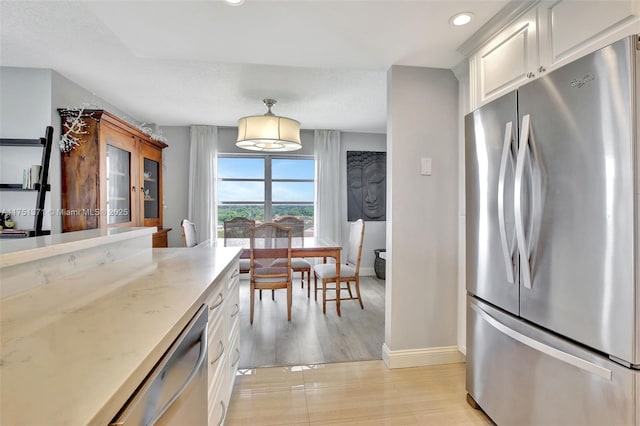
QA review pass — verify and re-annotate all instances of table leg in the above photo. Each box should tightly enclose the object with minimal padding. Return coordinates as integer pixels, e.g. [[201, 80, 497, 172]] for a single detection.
[[335, 251, 341, 316]]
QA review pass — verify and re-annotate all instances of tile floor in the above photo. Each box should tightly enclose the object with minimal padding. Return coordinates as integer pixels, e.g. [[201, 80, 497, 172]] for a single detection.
[[225, 360, 493, 425]]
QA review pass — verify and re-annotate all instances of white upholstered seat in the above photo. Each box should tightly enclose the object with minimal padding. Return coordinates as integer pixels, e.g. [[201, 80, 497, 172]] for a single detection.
[[313, 219, 365, 315]]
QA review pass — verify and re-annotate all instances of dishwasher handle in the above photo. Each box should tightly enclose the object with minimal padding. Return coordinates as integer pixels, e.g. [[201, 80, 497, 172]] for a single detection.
[[146, 326, 208, 426]]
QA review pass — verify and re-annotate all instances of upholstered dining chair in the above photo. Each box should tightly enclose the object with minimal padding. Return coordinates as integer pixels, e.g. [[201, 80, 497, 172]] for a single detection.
[[249, 223, 293, 324], [313, 219, 365, 315], [224, 217, 255, 274], [180, 219, 198, 248], [272, 216, 312, 296]]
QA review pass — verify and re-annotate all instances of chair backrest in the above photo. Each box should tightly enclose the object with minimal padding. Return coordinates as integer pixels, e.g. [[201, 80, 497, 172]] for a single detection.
[[181, 219, 198, 248], [224, 217, 255, 247], [345, 219, 365, 271], [274, 216, 305, 247], [249, 222, 292, 278]]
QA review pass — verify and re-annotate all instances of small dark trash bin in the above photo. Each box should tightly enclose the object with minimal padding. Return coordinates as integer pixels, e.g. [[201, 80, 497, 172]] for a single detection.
[[374, 249, 386, 280]]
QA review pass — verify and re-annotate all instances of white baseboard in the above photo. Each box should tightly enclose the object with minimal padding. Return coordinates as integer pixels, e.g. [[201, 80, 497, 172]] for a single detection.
[[458, 344, 467, 356], [382, 343, 465, 369]]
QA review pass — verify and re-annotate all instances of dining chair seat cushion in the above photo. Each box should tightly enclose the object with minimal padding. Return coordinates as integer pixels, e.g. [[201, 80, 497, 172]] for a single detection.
[[272, 257, 311, 270], [313, 263, 357, 280], [239, 258, 251, 272]]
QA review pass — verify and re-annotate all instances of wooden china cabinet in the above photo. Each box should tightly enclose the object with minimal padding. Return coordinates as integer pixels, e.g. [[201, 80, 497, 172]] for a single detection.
[[59, 109, 171, 247]]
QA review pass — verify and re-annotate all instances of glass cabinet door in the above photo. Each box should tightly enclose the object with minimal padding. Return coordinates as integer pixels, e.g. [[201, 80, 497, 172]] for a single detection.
[[106, 144, 132, 224], [141, 144, 162, 227], [143, 158, 159, 220]]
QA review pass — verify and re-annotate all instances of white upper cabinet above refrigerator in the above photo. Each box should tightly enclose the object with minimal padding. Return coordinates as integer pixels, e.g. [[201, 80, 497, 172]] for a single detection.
[[470, 7, 540, 108], [468, 0, 640, 109]]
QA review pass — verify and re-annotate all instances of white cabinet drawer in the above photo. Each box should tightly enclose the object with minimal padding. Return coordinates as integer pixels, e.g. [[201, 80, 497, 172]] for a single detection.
[[226, 284, 240, 337], [207, 371, 227, 426], [227, 262, 240, 290], [206, 284, 226, 325], [226, 330, 240, 400], [207, 318, 225, 383]]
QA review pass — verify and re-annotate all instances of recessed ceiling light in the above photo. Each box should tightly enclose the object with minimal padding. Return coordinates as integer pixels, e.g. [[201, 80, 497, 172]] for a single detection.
[[450, 12, 473, 26], [225, 0, 245, 6]]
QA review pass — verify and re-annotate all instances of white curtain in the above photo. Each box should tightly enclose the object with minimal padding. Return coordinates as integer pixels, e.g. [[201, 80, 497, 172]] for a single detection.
[[188, 125, 217, 245], [314, 129, 341, 245]]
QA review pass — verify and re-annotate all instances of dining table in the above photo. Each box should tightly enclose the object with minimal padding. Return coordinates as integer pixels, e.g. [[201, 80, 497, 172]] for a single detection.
[[213, 236, 346, 315]]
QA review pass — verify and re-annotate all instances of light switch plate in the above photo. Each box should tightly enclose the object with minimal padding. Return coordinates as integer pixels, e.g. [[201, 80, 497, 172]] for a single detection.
[[421, 157, 432, 176]]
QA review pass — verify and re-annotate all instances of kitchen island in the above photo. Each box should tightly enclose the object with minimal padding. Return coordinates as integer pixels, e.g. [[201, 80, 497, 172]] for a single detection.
[[0, 228, 241, 425]]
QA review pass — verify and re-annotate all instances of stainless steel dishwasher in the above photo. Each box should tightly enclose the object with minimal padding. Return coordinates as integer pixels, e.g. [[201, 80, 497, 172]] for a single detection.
[[110, 305, 208, 426]]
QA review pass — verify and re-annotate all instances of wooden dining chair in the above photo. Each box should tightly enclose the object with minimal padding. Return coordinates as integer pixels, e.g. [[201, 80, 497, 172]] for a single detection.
[[180, 219, 198, 248], [224, 217, 255, 274], [249, 223, 293, 324], [272, 216, 312, 296], [313, 219, 365, 315]]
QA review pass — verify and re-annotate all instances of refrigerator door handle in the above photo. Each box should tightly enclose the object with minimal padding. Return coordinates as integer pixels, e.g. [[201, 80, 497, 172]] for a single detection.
[[498, 121, 515, 284], [515, 114, 533, 289], [471, 302, 612, 380]]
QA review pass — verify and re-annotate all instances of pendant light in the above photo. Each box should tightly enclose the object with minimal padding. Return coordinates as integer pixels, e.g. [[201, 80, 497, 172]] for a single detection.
[[236, 99, 302, 152]]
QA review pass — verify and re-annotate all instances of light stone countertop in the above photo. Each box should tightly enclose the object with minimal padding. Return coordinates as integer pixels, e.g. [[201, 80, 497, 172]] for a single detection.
[[0, 227, 155, 268], [0, 247, 241, 426]]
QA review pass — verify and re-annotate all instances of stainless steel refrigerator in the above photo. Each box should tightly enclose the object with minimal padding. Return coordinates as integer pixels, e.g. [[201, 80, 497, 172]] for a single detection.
[[465, 35, 640, 425]]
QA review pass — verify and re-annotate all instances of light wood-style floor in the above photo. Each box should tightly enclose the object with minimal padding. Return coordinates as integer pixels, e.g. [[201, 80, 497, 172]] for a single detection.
[[238, 275, 385, 368], [226, 360, 493, 425]]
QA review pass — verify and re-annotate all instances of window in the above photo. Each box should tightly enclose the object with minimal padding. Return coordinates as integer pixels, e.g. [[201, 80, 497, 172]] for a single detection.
[[217, 155, 315, 236]]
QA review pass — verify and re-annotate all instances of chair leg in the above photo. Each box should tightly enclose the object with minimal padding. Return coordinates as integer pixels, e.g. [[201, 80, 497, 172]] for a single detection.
[[250, 282, 255, 324], [322, 279, 327, 314], [336, 280, 341, 317], [287, 282, 292, 321], [346, 281, 353, 298], [314, 272, 318, 301], [300, 270, 304, 289], [355, 276, 364, 309], [307, 270, 311, 298], [272, 289, 275, 300], [259, 289, 262, 300]]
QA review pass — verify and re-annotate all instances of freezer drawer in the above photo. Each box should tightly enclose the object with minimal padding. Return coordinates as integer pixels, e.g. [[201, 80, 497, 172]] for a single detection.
[[467, 296, 639, 426]]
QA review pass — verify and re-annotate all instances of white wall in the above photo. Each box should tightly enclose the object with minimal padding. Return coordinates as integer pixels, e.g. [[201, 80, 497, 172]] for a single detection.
[[0, 68, 52, 138], [160, 126, 190, 247], [0, 68, 53, 231], [384, 65, 461, 368]]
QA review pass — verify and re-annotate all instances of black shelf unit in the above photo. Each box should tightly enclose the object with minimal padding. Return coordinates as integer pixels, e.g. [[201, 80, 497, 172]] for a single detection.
[[0, 184, 36, 191], [0, 126, 54, 238]]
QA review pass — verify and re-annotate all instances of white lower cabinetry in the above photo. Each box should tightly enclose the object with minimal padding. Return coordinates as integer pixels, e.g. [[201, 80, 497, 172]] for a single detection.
[[206, 260, 240, 425], [226, 269, 241, 401]]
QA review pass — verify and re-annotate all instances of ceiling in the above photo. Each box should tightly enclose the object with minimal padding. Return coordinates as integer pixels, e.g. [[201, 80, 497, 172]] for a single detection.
[[0, 0, 508, 134]]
